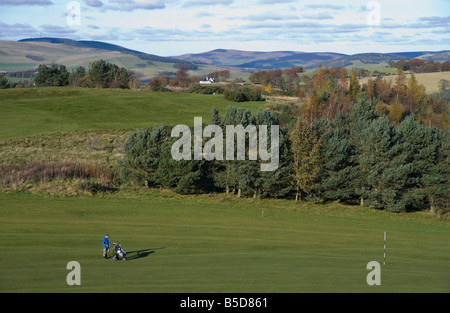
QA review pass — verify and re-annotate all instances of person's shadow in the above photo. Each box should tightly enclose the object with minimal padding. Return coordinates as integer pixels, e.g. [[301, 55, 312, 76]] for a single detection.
[[125, 247, 165, 260]]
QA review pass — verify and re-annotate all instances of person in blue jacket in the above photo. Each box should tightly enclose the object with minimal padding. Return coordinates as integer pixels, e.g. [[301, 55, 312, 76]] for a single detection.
[[102, 234, 110, 259]]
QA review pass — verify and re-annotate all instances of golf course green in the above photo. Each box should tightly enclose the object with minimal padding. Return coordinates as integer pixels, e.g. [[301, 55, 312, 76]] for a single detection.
[[1, 191, 449, 293], [0, 87, 448, 293]]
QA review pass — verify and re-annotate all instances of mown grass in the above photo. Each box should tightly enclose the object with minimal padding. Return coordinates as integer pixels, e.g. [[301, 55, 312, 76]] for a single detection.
[[0, 191, 449, 293], [0, 87, 265, 141], [0, 86, 448, 293]]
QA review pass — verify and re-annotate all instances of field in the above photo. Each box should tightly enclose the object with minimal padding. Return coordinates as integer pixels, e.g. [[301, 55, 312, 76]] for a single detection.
[[359, 71, 450, 94], [1, 191, 449, 293], [0, 87, 449, 293], [0, 87, 264, 141]]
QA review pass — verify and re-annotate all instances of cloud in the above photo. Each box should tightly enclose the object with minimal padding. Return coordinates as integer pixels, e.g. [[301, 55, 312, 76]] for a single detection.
[[40, 24, 79, 36], [416, 15, 450, 27], [304, 4, 346, 10], [84, 0, 103, 7], [195, 11, 214, 18], [380, 15, 450, 30], [0, 0, 52, 5], [182, 0, 233, 8], [257, 0, 296, 4], [0, 22, 38, 38], [301, 13, 333, 20], [244, 12, 299, 21], [104, 0, 165, 11]]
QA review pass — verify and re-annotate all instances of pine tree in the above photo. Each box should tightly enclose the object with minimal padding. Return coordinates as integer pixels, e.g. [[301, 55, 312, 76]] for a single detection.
[[356, 116, 414, 211], [350, 92, 379, 206], [399, 115, 449, 213], [256, 109, 292, 198], [0, 75, 9, 89], [119, 125, 168, 187], [35, 64, 51, 86], [319, 112, 358, 202]]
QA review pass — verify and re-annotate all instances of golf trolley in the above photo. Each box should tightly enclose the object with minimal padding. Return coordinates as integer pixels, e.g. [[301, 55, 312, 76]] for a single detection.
[[112, 242, 127, 261]]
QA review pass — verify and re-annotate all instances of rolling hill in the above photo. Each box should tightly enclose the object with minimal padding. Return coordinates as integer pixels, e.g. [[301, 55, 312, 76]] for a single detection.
[[0, 38, 232, 81], [172, 49, 345, 69], [173, 49, 450, 71], [1, 38, 449, 79]]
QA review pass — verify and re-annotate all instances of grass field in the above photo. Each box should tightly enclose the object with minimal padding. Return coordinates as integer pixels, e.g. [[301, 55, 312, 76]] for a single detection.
[[359, 71, 450, 94], [0, 87, 265, 141], [0, 87, 449, 293], [1, 191, 449, 293]]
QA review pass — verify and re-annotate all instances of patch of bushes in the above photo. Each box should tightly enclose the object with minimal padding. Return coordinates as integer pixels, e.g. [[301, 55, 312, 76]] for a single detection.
[[224, 87, 264, 102], [191, 85, 224, 95]]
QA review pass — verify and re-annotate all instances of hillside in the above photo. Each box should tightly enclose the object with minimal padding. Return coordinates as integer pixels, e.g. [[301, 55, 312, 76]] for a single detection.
[[1, 38, 449, 79], [306, 51, 450, 69], [173, 49, 450, 71], [0, 38, 232, 81], [173, 49, 345, 69]]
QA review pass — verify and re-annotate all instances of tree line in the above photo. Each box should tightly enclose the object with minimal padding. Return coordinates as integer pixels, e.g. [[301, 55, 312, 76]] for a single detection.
[[32, 59, 136, 89], [388, 59, 450, 73], [119, 95, 449, 214], [292, 66, 449, 130]]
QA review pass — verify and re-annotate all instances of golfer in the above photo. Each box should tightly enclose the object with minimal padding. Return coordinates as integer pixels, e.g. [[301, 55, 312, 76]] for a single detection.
[[102, 234, 110, 259]]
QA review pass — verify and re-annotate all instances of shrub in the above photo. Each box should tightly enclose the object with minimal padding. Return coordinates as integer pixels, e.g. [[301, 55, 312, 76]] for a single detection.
[[224, 87, 264, 102]]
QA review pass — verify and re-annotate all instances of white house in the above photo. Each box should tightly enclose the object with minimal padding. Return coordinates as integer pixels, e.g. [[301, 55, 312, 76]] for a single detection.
[[199, 77, 215, 84]]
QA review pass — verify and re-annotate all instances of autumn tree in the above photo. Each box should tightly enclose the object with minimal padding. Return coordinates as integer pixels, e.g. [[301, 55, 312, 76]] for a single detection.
[[392, 68, 407, 102], [173, 66, 190, 87], [289, 118, 322, 201], [404, 73, 425, 113], [348, 69, 360, 102]]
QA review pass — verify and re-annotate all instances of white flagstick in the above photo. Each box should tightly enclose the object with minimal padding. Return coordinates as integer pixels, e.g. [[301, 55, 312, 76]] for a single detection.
[[383, 231, 386, 265]]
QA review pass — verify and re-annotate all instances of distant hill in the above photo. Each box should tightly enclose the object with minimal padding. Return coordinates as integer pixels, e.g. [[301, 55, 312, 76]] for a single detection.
[[1, 38, 449, 79], [0, 38, 217, 81], [305, 51, 450, 69], [173, 49, 345, 69], [173, 49, 450, 71]]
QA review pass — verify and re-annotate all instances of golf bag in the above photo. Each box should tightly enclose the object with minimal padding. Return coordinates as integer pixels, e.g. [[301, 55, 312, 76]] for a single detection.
[[112, 242, 127, 261]]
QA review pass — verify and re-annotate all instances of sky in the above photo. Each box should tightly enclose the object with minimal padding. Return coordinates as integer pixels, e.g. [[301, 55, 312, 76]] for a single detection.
[[0, 0, 449, 56]]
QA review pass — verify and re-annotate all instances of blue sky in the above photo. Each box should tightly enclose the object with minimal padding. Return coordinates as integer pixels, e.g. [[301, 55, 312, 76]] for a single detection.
[[0, 0, 449, 56]]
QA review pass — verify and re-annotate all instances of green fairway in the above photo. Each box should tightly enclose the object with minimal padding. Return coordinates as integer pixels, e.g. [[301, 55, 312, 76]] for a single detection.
[[1, 192, 448, 293], [0, 87, 265, 141], [0, 87, 448, 293]]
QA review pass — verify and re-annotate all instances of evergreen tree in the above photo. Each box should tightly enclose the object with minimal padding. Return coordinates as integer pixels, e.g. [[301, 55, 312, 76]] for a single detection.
[[35, 64, 51, 86], [319, 112, 358, 202], [0, 75, 9, 89], [356, 116, 414, 211], [256, 109, 292, 198], [349, 92, 379, 206], [35, 64, 69, 87], [399, 115, 449, 213], [156, 137, 211, 194], [119, 125, 168, 187], [88, 59, 130, 88]]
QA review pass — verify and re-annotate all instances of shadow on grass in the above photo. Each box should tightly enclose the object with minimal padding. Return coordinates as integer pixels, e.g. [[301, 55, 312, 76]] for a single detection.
[[125, 247, 165, 261]]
